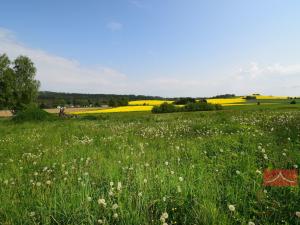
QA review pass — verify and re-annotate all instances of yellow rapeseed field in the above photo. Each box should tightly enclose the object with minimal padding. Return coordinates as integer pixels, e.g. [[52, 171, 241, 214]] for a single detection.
[[73, 105, 153, 114], [254, 95, 288, 100], [128, 100, 173, 106], [206, 98, 246, 105]]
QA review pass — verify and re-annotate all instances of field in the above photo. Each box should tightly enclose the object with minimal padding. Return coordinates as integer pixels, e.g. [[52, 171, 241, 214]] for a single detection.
[[0, 107, 300, 225]]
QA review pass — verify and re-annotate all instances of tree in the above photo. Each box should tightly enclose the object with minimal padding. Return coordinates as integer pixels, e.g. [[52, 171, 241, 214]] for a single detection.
[[0, 54, 40, 113]]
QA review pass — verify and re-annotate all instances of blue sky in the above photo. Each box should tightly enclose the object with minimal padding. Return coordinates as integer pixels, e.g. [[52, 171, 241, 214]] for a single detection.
[[1, 0, 300, 97]]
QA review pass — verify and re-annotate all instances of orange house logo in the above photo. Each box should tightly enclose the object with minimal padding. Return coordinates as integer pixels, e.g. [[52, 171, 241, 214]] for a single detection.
[[263, 169, 298, 187]]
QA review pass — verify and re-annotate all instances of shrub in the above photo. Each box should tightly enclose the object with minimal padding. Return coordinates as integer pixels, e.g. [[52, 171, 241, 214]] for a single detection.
[[245, 96, 257, 100], [290, 100, 296, 104], [183, 102, 222, 111], [152, 103, 178, 113], [174, 97, 196, 105], [12, 105, 52, 122], [152, 102, 222, 114]]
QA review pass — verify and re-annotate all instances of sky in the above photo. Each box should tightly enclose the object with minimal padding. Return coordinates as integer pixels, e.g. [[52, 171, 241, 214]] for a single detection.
[[0, 0, 300, 97]]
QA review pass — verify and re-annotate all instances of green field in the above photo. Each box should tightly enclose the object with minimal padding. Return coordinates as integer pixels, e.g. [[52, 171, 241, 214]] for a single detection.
[[0, 107, 300, 224]]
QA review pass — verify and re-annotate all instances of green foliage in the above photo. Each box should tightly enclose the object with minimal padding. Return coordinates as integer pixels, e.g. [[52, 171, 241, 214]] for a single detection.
[[245, 96, 257, 100], [108, 98, 128, 107], [152, 102, 222, 114], [12, 105, 52, 122], [38, 91, 163, 108], [290, 99, 296, 104], [174, 97, 196, 105], [152, 102, 178, 113], [0, 54, 40, 113]]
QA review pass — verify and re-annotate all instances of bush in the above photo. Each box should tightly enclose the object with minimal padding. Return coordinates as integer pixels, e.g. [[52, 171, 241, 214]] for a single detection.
[[174, 97, 196, 105], [152, 103, 178, 113], [184, 102, 222, 111], [152, 102, 222, 114], [12, 105, 52, 122], [290, 100, 296, 104]]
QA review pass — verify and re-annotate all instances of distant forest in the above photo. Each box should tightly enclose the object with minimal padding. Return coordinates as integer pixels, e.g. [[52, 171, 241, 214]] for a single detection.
[[38, 91, 166, 108]]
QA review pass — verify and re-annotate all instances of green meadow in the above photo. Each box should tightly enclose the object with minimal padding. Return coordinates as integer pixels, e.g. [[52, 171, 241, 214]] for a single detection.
[[0, 106, 300, 224]]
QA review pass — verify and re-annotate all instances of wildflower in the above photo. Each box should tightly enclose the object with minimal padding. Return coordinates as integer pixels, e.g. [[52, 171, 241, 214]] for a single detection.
[[98, 198, 107, 207], [165, 161, 169, 166], [163, 196, 166, 202], [256, 169, 262, 174], [143, 178, 148, 184], [236, 170, 241, 175], [138, 192, 142, 197], [113, 213, 118, 218], [97, 219, 104, 224], [109, 190, 114, 196], [84, 172, 89, 176], [36, 182, 41, 187], [170, 171, 174, 175], [282, 152, 287, 156], [161, 212, 168, 219], [117, 182, 122, 191], [296, 211, 300, 218], [112, 203, 119, 210], [110, 181, 114, 186], [293, 164, 298, 169], [263, 154, 268, 160], [34, 172, 38, 176], [228, 205, 235, 212], [248, 222, 255, 225], [87, 196, 92, 202], [29, 211, 36, 217], [46, 180, 51, 185], [179, 177, 184, 182]]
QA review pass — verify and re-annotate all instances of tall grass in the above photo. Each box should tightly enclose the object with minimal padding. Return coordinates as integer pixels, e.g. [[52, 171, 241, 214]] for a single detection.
[[0, 110, 299, 224]]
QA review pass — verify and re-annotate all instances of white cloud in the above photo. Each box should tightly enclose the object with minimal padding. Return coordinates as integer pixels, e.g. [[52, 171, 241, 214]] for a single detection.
[[0, 27, 299, 97], [0, 28, 128, 93], [106, 21, 123, 31]]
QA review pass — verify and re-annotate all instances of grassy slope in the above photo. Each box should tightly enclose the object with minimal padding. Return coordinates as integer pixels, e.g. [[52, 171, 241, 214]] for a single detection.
[[0, 109, 300, 224]]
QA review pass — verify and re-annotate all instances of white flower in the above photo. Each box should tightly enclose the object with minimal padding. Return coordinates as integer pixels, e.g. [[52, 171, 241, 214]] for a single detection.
[[46, 180, 51, 185], [112, 203, 119, 210], [248, 222, 255, 225], [263, 154, 268, 160], [36, 182, 41, 187], [97, 219, 104, 224], [109, 190, 114, 196], [179, 177, 184, 182], [87, 196, 92, 202], [170, 171, 174, 175], [296, 211, 300, 217], [34, 172, 38, 176], [143, 179, 148, 184], [138, 192, 142, 197], [110, 181, 114, 186], [236, 170, 241, 175], [228, 204, 235, 212], [161, 212, 168, 219], [97, 198, 106, 207], [117, 182, 122, 191], [29, 211, 36, 217], [293, 164, 298, 169], [256, 169, 262, 174], [163, 196, 166, 202], [113, 213, 118, 218], [163, 223, 168, 225], [282, 152, 287, 156], [165, 161, 169, 166]]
